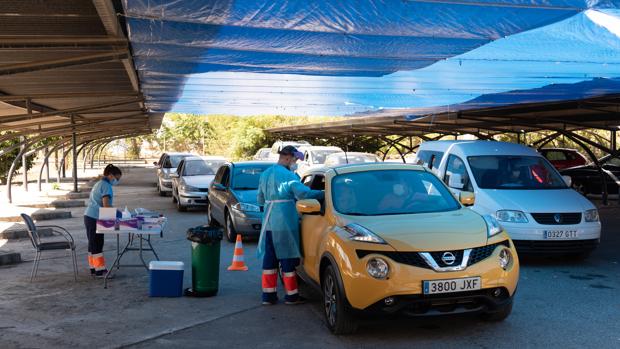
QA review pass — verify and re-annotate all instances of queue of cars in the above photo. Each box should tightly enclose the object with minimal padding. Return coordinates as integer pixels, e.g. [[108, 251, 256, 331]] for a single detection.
[[153, 139, 602, 334]]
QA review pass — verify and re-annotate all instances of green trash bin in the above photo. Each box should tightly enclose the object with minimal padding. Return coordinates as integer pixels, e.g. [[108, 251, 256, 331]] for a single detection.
[[185, 225, 223, 297]]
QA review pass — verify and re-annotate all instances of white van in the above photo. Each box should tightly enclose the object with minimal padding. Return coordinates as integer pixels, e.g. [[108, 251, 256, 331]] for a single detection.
[[415, 140, 601, 256]]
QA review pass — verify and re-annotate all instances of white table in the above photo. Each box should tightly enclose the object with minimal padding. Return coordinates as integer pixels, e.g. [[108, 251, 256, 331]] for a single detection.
[[97, 226, 164, 288]]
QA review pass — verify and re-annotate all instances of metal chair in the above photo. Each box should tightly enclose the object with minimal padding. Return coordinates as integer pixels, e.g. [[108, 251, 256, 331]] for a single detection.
[[20, 213, 78, 282]]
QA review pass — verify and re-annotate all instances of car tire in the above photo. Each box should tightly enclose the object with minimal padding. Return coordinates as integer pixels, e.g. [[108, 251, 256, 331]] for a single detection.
[[207, 202, 220, 227], [224, 211, 237, 242], [172, 191, 177, 203], [481, 301, 513, 322], [322, 265, 358, 335], [176, 194, 187, 212]]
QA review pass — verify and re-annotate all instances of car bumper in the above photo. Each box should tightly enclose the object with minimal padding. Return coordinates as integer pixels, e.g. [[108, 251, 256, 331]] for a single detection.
[[330, 235, 519, 311], [230, 210, 263, 236], [364, 287, 513, 317], [179, 191, 209, 206], [159, 179, 173, 192], [501, 222, 601, 253]]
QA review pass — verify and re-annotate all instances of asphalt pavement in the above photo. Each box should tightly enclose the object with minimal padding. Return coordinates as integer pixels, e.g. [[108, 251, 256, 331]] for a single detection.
[[1, 166, 618, 348]]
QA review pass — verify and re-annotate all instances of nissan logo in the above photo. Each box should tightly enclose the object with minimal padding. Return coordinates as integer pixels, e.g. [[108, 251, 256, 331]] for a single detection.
[[441, 252, 456, 265], [554, 213, 562, 223]]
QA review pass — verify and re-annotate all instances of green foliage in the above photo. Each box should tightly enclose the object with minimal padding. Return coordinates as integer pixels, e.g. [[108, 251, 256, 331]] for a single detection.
[[0, 132, 36, 185]]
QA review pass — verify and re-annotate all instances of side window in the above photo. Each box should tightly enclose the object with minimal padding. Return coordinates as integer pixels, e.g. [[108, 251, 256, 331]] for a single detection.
[[302, 175, 314, 187], [213, 167, 225, 185], [157, 154, 165, 166], [221, 166, 231, 187], [163, 155, 172, 168], [444, 155, 473, 192], [311, 175, 325, 191], [545, 151, 567, 161], [176, 160, 184, 176], [416, 151, 444, 169]]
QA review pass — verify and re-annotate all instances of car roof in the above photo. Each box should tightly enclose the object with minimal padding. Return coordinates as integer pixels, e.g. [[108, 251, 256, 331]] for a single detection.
[[327, 152, 378, 157], [184, 156, 227, 161], [419, 140, 538, 157], [299, 146, 342, 151], [230, 161, 276, 166], [307, 163, 425, 175], [163, 152, 194, 156], [539, 147, 581, 152]]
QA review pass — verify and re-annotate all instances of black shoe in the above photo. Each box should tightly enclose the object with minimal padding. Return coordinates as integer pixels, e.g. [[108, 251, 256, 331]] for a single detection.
[[94, 270, 111, 279], [285, 296, 306, 305]]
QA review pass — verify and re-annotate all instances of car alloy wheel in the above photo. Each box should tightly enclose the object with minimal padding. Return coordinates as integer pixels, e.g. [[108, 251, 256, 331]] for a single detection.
[[225, 211, 237, 242], [324, 272, 337, 327], [321, 265, 357, 334]]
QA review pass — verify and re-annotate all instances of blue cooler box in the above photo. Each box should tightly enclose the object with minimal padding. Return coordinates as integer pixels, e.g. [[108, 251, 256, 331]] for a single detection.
[[149, 261, 184, 297]]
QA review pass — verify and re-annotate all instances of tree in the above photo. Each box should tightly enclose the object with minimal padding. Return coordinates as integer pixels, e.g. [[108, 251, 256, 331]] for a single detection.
[[0, 132, 40, 185]]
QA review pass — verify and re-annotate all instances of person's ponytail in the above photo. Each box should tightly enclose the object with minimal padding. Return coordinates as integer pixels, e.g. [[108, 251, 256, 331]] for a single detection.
[[103, 164, 122, 177]]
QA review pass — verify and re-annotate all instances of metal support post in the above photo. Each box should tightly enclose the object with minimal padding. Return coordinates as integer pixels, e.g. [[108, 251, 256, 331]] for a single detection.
[[71, 115, 78, 192], [61, 140, 66, 178], [21, 136, 28, 191]]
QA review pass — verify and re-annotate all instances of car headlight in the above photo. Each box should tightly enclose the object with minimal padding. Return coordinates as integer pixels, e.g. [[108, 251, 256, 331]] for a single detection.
[[366, 257, 389, 279], [498, 248, 512, 270], [180, 184, 199, 191], [496, 210, 528, 223], [584, 209, 599, 222], [342, 223, 386, 244], [483, 215, 503, 238], [232, 202, 261, 212]]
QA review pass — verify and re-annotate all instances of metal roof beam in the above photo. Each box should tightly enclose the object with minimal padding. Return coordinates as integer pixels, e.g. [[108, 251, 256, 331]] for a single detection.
[[0, 36, 127, 48], [0, 50, 130, 76]]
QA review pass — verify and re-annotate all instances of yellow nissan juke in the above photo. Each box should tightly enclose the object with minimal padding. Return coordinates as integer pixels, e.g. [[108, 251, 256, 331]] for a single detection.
[[296, 163, 519, 334]]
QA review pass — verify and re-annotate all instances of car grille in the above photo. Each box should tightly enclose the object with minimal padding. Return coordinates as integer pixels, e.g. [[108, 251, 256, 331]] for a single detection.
[[162, 182, 172, 188], [513, 239, 599, 254], [467, 240, 510, 266], [530, 212, 581, 225], [198, 188, 209, 192], [356, 240, 510, 270]]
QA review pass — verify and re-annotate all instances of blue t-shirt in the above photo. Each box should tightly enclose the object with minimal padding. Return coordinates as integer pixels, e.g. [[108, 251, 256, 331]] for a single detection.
[[84, 178, 114, 219]]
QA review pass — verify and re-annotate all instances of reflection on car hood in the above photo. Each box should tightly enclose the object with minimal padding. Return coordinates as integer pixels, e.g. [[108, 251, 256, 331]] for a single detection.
[[477, 188, 594, 212], [182, 175, 215, 188], [231, 189, 259, 205], [339, 208, 487, 251]]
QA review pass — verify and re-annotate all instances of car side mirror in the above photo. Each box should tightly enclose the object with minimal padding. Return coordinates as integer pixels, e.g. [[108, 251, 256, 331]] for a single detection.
[[170, 173, 179, 178], [213, 183, 226, 191], [562, 175, 572, 187], [448, 173, 465, 189], [459, 191, 475, 206], [296, 199, 321, 214]]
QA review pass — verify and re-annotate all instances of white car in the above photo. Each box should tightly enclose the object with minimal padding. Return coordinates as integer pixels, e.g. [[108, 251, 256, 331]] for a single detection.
[[296, 145, 343, 177], [415, 140, 601, 257], [171, 156, 226, 211], [154, 152, 193, 196], [323, 152, 381, 166], [253, 147, 271, 161], [268, 140, 311, 160]]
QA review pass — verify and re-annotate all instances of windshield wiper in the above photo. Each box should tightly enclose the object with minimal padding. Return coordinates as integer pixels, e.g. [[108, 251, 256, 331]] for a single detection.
[[233, 187, 257, 190], [344, 212, 370, 216]]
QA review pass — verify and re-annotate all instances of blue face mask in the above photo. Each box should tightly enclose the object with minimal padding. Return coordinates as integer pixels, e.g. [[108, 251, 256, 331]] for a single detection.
[[110, 178, 119, 186]]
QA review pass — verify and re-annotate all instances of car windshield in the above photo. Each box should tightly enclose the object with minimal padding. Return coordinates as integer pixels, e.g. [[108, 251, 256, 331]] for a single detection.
[[327, 154, 379, 165], [183, 160, 223, 176], [164, 155, 186, 168], [468, 156, 566, 189], [310, 150, 341, 164], [232, 165, 270, 190], [332, 170, 460, 216]]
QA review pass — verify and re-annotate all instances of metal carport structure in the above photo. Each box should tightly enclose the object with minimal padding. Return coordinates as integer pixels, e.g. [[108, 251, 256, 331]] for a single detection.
[[0, 1, 163, 202]]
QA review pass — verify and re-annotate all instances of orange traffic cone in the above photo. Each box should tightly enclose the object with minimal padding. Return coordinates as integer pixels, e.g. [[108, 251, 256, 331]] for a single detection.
[[227, 234, 249, 271]]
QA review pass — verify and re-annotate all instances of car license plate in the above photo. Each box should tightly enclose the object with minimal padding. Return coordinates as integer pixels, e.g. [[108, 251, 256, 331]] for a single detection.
[[423, 277, 481, 295], [543, 230, 578, 239]]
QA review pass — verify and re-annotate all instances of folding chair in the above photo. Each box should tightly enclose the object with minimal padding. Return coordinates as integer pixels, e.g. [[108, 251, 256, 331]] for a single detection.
[[20, 213, 78, 282]]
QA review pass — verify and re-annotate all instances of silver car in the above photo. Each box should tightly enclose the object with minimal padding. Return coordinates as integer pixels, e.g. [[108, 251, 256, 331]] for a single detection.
[[171, 156, 226, 212], [208, 161, 274, 242], [154, 152, 193, 196]]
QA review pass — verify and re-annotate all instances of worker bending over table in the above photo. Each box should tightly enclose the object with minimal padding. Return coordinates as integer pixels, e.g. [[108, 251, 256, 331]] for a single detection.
[[84, 164, 122, 278]]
